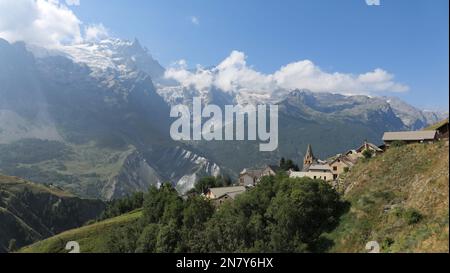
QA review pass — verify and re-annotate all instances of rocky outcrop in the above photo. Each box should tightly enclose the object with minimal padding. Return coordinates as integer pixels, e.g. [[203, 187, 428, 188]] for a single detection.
[[145, 146, 221, 194], [102, 150, 163, 200]]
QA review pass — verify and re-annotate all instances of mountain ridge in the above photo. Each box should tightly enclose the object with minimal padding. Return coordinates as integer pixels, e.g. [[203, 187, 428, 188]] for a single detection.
[[0, 174, 105, 253], [0, 37, 447, 198]]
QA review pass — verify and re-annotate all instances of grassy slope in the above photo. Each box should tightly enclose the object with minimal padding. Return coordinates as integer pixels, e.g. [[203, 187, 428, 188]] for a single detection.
[[425, 118, 448, 131], [327, 141, 449, 253], [20, 209, 142, 253], [0, 174, 105, 252], [18, 142, 449, 254], [0, 139, 141, 199], [0, 175, 74, 198]]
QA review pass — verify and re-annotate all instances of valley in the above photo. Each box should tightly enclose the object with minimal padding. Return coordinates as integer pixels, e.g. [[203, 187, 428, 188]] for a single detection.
[[0, 37, 447, 201]]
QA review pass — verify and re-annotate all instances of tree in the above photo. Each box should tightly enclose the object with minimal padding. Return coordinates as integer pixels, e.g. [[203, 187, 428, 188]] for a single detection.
[[362, 149, 374, 159], [135, 224, 160, 253], [183, 196, 215, 229], [105, 174, 348, 254], [142, 183, 181, 225], [156, 221, 180, 253], [265, 178, 347, 252], [106, 223, 142, 253], [194, 177, 222, 194], [100, 192, 144, 220], [280, 158, 299, 171]]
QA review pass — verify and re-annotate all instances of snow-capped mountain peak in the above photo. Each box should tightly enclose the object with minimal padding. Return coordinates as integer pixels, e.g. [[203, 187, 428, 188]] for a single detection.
[[29, 38, 165, 80]]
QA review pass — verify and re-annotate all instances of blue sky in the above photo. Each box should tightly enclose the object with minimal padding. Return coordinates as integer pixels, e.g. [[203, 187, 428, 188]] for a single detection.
[[7, 0, 448, 110]]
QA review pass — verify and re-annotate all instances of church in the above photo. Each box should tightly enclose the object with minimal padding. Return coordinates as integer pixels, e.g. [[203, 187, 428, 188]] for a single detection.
[[290, 141, 381, 182]]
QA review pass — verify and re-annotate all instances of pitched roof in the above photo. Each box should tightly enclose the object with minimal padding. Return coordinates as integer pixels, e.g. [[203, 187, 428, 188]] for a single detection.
[[209, 186, 246, 199], [308, 164, 332, 172], [356, 141, 383, 152], [329, 155, 356, 166], [382, 130, 437, 141], [240, 168, 264, 178]]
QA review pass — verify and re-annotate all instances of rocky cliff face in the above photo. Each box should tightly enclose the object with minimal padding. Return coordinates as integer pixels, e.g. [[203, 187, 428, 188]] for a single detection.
[[145, 146, 221, 194], [102, 150, 163, 200]]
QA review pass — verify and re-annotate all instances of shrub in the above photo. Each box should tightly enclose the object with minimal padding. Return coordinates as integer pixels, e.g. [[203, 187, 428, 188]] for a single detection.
[[382, 237, 395, 250], [405, 209, 423, 225], [362, 149, 374, 159], [394, 208, 423, 225]]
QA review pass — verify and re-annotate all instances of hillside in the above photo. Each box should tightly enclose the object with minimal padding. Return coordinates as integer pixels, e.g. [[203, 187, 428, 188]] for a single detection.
[[425, 118, 449, 131], [20, 209, 142, 253], [0, 174, 105, 252], [18, 141, 449, 253], [327, 141, 449, 253]]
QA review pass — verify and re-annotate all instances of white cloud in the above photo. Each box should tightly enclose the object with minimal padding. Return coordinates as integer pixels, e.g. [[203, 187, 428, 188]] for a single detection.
[[0, 0, 83, 47], [65, 0, 79, 6], [190, 16, 199, 25], [84, 23, 109, 42], [0, 0, 109, 48], [165, 50, 409, 95]]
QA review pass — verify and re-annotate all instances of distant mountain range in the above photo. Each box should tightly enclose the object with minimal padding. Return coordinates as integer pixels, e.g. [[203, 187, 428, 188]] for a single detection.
[[0, 38, 447, 199]]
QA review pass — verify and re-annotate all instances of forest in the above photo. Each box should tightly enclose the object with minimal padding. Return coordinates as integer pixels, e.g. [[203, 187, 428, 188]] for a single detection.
[[105, 174, 348, 253]]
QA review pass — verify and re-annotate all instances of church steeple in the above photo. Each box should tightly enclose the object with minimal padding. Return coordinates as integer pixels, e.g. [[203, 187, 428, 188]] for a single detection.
[[303, 144, 316, 170]]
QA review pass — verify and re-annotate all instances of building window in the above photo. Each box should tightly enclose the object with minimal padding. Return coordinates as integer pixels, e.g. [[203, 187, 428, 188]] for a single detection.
[[333, 166, 338, 171]]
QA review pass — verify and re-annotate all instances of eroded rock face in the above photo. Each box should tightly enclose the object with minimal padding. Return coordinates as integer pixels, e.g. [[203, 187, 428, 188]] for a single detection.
[[144, 146, 221, 195], [102, 150, 163, 200]]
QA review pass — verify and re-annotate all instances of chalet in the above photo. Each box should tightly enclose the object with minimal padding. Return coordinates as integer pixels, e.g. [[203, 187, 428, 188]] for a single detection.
[[382, 130, 437, 147], [205, 186, 246, 205]]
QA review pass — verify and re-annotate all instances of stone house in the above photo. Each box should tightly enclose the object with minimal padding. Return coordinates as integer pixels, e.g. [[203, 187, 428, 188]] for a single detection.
[[205, 186, 246, 205], [239, 169, 263, 187], [239, 165, 281, 187], [328, 155, 355, 180]]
